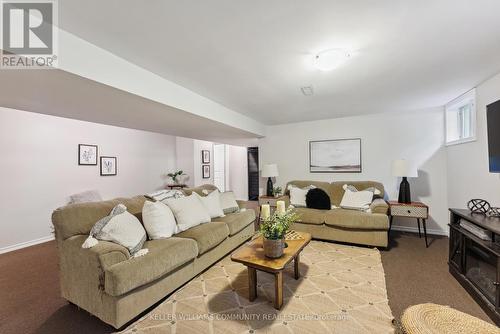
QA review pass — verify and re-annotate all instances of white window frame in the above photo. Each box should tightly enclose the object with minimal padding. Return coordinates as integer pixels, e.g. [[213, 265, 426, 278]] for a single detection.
[[445, 89, 477, 146]]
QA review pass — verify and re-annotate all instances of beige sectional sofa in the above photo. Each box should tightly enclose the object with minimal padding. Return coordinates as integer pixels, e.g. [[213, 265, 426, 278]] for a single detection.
[[283, 180, 390, 248], [52, 185, 255, 329]]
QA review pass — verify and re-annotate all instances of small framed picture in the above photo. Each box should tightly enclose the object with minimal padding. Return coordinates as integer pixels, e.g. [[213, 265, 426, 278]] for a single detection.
[[202, 165, 210, 179], [202, 150, 210, 163], [100, 156, 117, 176], [78, 144, 98, 165]]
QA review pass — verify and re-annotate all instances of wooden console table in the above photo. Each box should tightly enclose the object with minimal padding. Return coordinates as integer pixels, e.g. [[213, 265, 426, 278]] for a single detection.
[[449, 208, 500, 325]]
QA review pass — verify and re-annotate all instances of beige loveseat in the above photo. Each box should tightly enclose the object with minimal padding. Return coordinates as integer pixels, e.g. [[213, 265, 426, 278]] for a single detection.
[[283, 180, 390, 248], [52, 185, 255, 329]]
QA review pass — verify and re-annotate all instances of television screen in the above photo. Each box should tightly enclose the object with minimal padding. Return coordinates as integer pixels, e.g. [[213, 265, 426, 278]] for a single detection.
[[487, 99, 500, 172]]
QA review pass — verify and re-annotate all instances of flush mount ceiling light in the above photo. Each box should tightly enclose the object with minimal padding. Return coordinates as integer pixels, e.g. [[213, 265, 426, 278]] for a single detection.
[[313, 49, 351, 71]]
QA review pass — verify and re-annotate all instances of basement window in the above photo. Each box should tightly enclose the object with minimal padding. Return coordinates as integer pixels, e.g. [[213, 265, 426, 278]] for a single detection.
[[446, 89, 476, 145]]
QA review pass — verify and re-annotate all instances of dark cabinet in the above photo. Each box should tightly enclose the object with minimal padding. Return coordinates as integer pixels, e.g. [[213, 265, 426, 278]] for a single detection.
[[448, 209, 500, 325]]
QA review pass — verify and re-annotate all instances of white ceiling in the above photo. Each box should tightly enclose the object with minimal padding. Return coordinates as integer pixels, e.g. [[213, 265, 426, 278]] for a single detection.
[[0, 69, 259, 145], [57, 1, 500, 125]]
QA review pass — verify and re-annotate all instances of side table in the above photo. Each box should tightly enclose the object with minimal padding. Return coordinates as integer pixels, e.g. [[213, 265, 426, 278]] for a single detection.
[[389, 201, 430, 247]]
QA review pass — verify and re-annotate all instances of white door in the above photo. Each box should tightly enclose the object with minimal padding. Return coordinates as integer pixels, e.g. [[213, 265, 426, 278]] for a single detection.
[[213, 144, 226, 191]]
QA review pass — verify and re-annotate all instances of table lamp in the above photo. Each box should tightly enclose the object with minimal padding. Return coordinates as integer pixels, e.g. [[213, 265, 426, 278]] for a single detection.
[[392, 159, 418, 203], [262, 164, 279, 197]]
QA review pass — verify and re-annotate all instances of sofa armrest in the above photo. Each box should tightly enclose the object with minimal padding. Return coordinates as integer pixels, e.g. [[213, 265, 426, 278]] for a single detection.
[[370, 199, 389, 215], [60, 235, 130, 292]]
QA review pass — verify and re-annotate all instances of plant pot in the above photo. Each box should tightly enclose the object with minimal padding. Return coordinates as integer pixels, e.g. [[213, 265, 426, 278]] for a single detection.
[[263, 237, 285, 258]]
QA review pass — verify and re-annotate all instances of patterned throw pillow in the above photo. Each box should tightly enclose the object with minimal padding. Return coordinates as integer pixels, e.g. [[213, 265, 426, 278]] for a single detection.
[[343, 184, 382, 197], [145, 189, 185, 203], [82, 204, 149, 257]]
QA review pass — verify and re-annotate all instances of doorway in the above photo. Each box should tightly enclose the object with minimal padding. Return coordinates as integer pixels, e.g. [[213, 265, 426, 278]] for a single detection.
[[247, 147, 259, 200]]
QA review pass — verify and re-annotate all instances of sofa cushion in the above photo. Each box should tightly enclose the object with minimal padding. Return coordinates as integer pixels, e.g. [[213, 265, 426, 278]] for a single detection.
[[52, 196, 147, 241], [175, 222, 229, 255], [213, 209, 256, 236], [295, 207, 327, 225], [104, 237, 198, 296], [324, 209, 389, 230]]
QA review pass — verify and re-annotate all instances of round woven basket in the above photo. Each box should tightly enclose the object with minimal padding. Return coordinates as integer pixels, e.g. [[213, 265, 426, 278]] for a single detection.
[[401, 303, 499, 334]]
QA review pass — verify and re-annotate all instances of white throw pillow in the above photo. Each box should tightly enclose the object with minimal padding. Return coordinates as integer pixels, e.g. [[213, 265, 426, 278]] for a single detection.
[[142, 201, 177, 239], [340, 189, 374, 211], [82, 204, 148, 257], [288, 185, 316, 207], [220, 191, 240, 214], [194, 191, 225, 218], [165, 194, 211, 232]]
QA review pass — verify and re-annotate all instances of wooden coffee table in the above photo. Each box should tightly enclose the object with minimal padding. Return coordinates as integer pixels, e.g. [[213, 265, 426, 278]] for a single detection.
[[230, 231, 311, 309]]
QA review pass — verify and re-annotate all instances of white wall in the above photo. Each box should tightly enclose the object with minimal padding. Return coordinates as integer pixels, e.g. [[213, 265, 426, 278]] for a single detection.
[[175, 137, 195, 187], [194, 140, 214, 186], [259, 108, 449, 234], [0, 107, 177, 252], [447, 72, 500, 209], [174, 138, 249, 199]]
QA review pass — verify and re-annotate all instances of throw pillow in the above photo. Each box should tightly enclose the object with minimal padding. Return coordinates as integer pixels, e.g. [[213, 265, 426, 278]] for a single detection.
[[288, 184, 316, 207], [145, 189, 184, 203], [82, 204, 148, 257], [340, 189, 374, 211], [69, 190, 102, 204], [165, 194, 211, 232], [142, 200, 177, 239], [219, 191, 240, 214], [343, 184, 382, 196], [194, 191, 225, 218], [305, 188, 331, 210]]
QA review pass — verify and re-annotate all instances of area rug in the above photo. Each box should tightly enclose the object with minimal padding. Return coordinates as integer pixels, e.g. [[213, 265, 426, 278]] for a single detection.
[[119, 240, 395, 333]]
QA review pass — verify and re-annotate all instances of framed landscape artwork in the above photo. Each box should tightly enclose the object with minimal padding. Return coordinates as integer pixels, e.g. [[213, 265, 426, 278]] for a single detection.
[[309, 138, 362, 173], [78, 144, 98, 165], [202, 165, 210, 179], [202, 150, 210, 163], [100, 156, 117, 176]]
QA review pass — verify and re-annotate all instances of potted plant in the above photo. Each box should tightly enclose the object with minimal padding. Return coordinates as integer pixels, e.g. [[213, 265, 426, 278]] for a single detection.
[[272, 186, 283, 198], [167, 170, 186, 184], [260, 206, 298, 258]]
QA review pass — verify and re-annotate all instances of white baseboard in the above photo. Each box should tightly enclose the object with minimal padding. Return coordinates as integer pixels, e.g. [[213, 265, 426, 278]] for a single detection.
[[391, 225, 449, 237], [0, 235, 55, 254]]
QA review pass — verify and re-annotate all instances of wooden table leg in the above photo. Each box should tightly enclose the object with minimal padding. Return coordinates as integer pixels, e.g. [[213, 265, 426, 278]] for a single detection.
[[423, 219, 429, 248], [248, 267, 257, 301], [274, 271, 283, 309], [294, 254, 300, 279]]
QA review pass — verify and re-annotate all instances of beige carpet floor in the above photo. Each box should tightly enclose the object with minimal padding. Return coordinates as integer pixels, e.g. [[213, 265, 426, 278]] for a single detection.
[[120, 240, 395, 334]]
